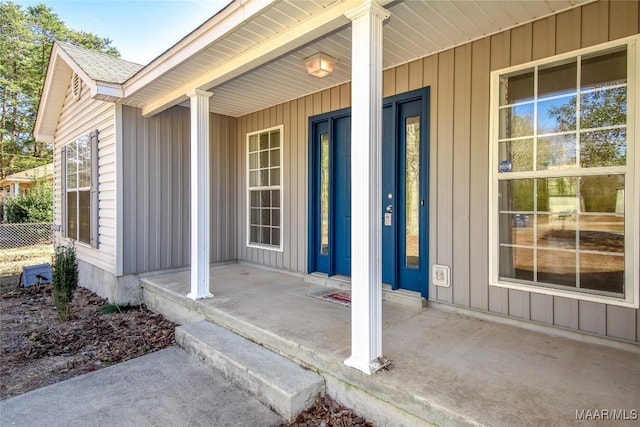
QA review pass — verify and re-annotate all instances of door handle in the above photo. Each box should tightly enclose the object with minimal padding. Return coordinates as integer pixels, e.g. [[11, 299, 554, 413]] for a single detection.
[[386, 204, 393, 213]]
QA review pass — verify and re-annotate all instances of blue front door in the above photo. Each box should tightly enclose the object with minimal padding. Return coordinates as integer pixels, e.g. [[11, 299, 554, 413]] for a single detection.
[[309, 89, 429, 296], [333, 115, 351, 276], [310, 110, 351, 277]]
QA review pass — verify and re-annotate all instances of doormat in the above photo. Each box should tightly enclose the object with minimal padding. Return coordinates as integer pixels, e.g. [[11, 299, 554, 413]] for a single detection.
[[308, 288, 351, 307]]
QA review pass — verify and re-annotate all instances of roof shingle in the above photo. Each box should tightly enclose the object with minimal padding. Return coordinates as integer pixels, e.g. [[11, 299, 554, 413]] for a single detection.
[[57, 41, 143, 84]]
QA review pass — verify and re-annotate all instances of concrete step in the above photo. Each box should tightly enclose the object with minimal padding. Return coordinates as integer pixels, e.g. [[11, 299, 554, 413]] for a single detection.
[[142, 273, 435, 426], [176, 320, 325, 422]]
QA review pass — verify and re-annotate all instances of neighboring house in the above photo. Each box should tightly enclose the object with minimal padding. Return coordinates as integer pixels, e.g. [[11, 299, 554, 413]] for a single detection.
[[34, 0, 638, 374], [0, 163, 53, 202]]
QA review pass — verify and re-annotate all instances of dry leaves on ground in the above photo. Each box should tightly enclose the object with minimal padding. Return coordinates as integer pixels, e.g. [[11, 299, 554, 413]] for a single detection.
[[0, 284, 175, 399], [276, 395, 376, 427], [2, 283, 376, 427]]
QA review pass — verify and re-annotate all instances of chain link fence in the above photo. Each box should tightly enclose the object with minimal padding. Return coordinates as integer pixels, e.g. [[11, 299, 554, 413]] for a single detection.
[[0, 223, 53, 249]]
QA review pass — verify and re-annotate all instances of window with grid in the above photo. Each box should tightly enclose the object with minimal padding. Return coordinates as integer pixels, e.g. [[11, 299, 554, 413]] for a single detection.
[[66, 134, 92, 244], [247, 126, 282, 250], [490, 38, 638, 307]]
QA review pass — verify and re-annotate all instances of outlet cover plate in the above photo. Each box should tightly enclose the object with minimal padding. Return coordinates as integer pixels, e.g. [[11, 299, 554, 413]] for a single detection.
[[432, 265, 450, 287]]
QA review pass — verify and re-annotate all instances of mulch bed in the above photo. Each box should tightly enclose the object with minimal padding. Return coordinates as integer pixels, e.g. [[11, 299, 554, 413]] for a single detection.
[[0, 284, 175, 400], [1, 283, 376, 426]]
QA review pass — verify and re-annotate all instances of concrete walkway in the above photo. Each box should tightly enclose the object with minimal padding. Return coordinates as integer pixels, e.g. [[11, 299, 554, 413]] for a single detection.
[[0, 347, 283, 427]]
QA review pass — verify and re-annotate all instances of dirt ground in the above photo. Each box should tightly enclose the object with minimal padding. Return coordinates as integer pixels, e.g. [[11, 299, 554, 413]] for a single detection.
[[0, 245, 374, 425], [0, 284, 176, 399], [0, 243, 176, 399], [0, 288, 375, 427]]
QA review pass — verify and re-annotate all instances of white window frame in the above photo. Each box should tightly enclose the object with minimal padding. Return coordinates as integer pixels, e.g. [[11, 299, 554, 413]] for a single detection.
[[65, 134, 91, 245], [246, 125, 284, 252], [489, 36, 639, 309], [63, 130, 98, 248]]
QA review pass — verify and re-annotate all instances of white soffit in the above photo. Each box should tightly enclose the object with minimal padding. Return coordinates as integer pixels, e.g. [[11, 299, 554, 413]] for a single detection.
[[127, 0, 591, 118], [124, 0, 345, 113]]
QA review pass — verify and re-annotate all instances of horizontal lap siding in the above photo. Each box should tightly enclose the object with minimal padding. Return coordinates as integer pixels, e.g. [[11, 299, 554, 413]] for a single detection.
[[53, 80, 116, 273], [237, 84, 351, 273], [121, 106, 236, 275]]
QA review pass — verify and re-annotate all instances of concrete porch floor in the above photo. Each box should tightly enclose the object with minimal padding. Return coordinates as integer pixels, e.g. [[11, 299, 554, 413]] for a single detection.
[[141, 263, 639, 426]]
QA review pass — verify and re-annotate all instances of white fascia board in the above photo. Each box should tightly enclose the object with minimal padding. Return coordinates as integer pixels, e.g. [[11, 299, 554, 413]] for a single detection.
[[95, 82, 125, 99], [114, 103, 124, 277], [123, 0, 275, 97], [140, 0, 368, 117], [35, 43, 127, 141], [55, 45, 99, 97], [34, 45, 70, 143]]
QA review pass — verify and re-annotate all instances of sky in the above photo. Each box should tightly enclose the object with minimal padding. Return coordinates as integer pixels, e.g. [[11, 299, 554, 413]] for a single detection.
[[14, 0, 231, 65]]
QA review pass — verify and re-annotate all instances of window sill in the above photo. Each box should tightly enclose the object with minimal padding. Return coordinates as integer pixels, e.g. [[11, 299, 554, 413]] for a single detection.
[[58, 236, 94, 250], [490, 280, 638, 309], [247, 243, 283, 253]]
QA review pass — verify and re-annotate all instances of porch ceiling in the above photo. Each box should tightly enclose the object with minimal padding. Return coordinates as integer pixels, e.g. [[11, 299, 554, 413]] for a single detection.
[[123, 0, 590, 118]]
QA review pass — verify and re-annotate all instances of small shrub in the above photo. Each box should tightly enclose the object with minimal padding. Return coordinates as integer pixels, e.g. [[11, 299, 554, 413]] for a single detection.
[[3, 178, 53, 223], [52, 243, 79, 321]]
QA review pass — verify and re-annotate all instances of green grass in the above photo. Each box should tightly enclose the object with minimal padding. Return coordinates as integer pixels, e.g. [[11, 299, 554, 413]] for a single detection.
[[100, 304, 139, 314], [0, 244, 53, 293]]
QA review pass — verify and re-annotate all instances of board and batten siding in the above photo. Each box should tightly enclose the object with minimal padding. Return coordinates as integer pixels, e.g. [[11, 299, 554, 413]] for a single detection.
[[236, 84, 351, 273], [53, 78, 117, 274], [236, 0, 639, 342], [121, 105, 237, 275], [396, 0, 639, 342]]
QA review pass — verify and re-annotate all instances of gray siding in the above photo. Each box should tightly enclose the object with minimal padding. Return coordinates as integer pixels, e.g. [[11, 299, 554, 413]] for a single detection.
[[420, 0, 639, 342], [235, 0, 638, 343], [237, 86, 352, 273], [121, 105, 237, 274]]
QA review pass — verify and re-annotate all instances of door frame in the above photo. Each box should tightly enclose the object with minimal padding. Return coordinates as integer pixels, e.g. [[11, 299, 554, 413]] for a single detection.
[[307, 107, 351, 277], [307, 88, 430, 297], [386, 89, 430, 295]]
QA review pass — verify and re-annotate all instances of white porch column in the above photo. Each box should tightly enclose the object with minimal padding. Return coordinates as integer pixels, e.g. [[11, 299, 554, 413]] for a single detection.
[[187, 89, 214, 300], [344, 0, 390, 375]]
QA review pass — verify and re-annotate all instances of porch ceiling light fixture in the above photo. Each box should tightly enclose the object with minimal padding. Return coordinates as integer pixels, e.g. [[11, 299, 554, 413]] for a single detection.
[[304, 52, 336, 78]]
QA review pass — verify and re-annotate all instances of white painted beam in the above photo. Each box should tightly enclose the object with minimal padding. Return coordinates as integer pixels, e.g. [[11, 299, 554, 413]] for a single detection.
[[187, 89, 214, 301], [344, 0, 390, 376], [140, 0, 368, 117], [124, 0, 275, 97]]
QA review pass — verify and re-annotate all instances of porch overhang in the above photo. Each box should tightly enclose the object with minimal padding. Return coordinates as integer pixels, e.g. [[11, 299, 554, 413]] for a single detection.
[[112, 0, 593, 375], [134, 0, 374, 117], [119, 0, 591, 119]]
